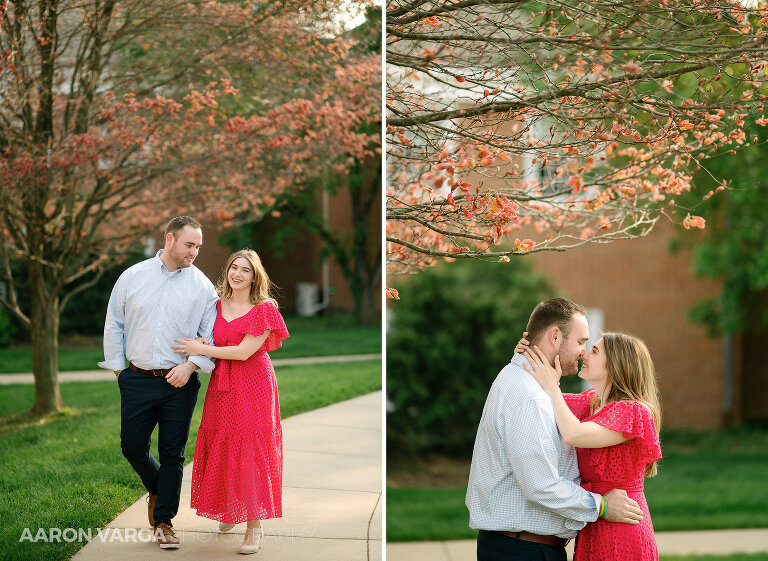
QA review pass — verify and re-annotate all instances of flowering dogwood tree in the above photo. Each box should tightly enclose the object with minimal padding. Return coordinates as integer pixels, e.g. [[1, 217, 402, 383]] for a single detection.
[[0, 0, 379, 414], [386, 0, 768, 276]]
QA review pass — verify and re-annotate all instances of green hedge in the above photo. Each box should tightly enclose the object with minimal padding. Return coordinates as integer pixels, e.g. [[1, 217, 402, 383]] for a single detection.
[[0, 308, 18, 348], [386, 258, 553, 459]]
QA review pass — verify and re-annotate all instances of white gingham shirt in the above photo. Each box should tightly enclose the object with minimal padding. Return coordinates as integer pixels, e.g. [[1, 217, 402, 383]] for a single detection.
[[466, 354, 601, 538], [99, 250, 217, 373]]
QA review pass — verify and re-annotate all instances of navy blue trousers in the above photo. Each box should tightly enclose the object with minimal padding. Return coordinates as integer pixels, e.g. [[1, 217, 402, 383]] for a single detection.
[[118, 366, 200, 527], [477, 530, 568, 561]]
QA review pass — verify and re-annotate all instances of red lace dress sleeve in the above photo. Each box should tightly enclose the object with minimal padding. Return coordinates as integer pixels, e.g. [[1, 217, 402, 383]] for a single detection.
[[236, 301, 289, 352], [590, 400, 662, 465]]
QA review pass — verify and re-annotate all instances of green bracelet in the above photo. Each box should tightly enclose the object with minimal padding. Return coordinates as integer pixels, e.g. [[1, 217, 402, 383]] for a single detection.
[[599, 497, 607, 519]]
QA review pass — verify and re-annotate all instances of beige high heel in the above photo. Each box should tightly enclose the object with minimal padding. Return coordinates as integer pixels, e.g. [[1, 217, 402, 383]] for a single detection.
[[238, 526, 263, 555], [219, 521, 236, 532]]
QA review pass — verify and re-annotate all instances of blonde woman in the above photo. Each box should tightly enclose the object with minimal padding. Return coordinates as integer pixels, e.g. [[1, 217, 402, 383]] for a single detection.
[[172, 249, 289, 554], [517, 332, 662, 561]]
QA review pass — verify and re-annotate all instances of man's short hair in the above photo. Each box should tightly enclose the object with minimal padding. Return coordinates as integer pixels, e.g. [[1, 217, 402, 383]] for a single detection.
[[165, 216, 202, 238], [525, 298, 586, 345]]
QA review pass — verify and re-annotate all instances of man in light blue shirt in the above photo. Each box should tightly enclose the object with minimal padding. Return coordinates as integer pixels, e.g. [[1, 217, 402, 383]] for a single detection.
[[466, 298, 643, 561], [100, 216, 218, 549]]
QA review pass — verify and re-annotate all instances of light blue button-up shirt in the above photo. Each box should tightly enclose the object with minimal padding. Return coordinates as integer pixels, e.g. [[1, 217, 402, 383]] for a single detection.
[[98, 250, 218, 373], [466, 353, 601, 539]]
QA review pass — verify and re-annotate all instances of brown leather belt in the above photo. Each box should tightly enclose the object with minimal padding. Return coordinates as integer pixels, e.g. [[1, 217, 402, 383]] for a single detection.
[[497, 530, 567, 548], [129, 362, 172, 377]]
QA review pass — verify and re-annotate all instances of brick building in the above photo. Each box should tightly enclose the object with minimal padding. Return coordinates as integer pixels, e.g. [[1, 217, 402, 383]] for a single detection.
[[163, 174, 381, 319], [523, 222, 745, 430]]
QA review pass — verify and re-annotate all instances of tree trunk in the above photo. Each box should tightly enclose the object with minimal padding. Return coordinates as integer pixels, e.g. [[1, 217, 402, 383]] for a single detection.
[[353, 265, 378, 327], [29, 265, 63, 416], [349, 157, 381, 327]]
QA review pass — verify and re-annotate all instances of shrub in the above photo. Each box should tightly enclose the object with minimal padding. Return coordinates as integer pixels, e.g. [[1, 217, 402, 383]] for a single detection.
[[0, 251, 146, 341], [386, 258, 554, 460], [0, 307, 18, 347], [59, 252, 146, 335]]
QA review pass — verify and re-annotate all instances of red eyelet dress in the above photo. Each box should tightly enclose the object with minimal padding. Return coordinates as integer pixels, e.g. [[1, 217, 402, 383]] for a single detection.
[[564, 390, 662, 561], [190, 300, 289, 523]]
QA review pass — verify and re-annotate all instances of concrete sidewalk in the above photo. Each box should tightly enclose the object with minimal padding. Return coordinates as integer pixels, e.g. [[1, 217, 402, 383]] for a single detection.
[[0, 353, 382, 385], [72, 391, 382, 560], [386, 529, 768, 560]]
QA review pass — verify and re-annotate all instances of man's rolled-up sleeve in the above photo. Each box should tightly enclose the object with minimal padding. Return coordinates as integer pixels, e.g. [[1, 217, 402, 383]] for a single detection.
[[98, 271, 129, 371]]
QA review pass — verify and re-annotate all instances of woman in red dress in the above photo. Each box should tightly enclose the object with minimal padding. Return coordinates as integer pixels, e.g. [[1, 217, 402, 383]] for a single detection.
[[520, 332, 662, 561], [172, 249, 289, 555]]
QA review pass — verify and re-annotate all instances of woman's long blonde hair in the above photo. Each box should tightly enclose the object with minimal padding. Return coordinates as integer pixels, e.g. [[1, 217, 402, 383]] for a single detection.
[[590, 332, 662, 477], [216, 249, 277, 307]]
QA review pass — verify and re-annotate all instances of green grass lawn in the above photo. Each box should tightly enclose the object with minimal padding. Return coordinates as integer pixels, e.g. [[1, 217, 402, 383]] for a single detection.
[[386, 427, 768, 542], [0, 314, 381, 373], [0, 359, 381, 561]]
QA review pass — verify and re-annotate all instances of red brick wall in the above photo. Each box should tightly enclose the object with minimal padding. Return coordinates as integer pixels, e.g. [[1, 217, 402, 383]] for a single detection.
[[525, 221, 727, 429]]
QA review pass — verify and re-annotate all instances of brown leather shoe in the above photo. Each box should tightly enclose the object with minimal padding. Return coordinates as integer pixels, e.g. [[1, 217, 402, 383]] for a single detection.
[[147, 494, 157, 527], [154, 523, 179, 549]]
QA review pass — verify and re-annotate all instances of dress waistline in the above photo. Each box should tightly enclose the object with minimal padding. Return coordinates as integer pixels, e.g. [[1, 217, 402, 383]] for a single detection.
[[581, 481, 644, 494], [212, 350, 269, 392]]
